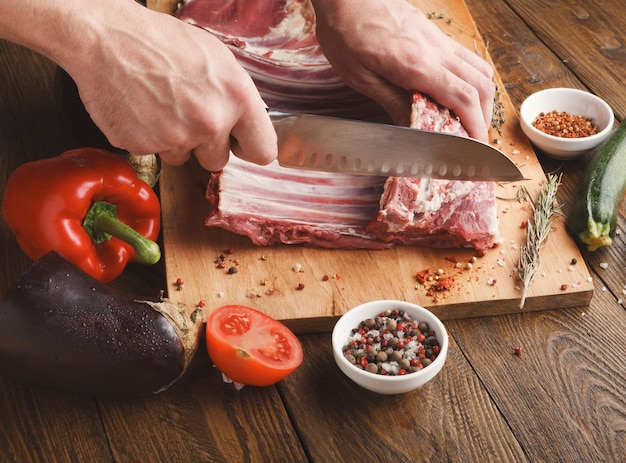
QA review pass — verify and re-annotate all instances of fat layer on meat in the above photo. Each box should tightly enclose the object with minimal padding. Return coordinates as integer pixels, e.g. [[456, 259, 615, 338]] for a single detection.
[[367, 93, 502, 250], [205, 158, 390, 249], [204, 92, 501, 252], [367, 177, 500, 250]]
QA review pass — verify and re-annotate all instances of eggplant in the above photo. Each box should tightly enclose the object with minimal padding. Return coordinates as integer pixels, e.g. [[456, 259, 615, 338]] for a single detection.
[[0, 252, 203, 395]]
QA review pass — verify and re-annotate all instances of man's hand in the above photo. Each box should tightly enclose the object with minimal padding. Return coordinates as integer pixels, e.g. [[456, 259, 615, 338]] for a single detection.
[[312, 0, 495, 141], [71, 4, 277, 170], [0, 0, 277, 171]]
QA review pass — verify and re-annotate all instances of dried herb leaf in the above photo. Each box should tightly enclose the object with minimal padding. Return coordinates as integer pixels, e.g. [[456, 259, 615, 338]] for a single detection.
[[518, 173, 563, 308]]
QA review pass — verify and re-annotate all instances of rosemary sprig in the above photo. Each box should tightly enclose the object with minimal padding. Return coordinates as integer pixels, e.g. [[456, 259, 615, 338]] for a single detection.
[[426, 12, 476, 37], [518, 173, 563, 309]]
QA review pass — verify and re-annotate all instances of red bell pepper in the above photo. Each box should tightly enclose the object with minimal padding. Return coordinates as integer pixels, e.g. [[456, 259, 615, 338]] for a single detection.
[[2, 148, 161, 283]]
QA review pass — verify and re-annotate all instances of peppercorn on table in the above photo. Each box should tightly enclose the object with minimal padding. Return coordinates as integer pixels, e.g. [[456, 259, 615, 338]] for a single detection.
[[1, 1, 625, 462]]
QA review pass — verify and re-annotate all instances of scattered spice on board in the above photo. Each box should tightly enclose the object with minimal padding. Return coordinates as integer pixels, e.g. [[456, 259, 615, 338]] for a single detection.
[[415, 269, 431, 284], [415, 255, 484, 301], [214, 251, 240, 273], [434, 276, 455, 291], [322, 273, 341, 281], [532, 110, 598, 138], [246, 277, 279, 298]]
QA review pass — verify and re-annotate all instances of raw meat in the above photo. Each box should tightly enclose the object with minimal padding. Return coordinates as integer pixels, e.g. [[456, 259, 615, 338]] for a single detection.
[[186, 2, 501, 252], [367, 94, 501, 251], [176, 0, 322, 65], [204, 92, 501, 252], [175, 0, 384, 118], [367, 177, 500, 250], [409, 92, 466, 134], [175, 0, 295, 39], [205, 157, 389, 249]]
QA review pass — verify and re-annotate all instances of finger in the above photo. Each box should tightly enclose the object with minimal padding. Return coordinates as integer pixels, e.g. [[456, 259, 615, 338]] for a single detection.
[[368, 84, 413, 127], [228, 136, 251, 165], [446, 46, 496, 128], [193, 139, 231, 172], [352, 44, 493, 137], [420, 70, 490, 141], [444, 56, 496, 130], [333, 62, 413, 126], [454, 44, 495, 81], [447, 86, 490, 142], [229, 106, 277, 166], [156, 148, 192, 167]]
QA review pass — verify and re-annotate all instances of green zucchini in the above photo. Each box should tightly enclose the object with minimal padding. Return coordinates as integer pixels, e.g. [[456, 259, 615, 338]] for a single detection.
[[567, 118, 626, 251]]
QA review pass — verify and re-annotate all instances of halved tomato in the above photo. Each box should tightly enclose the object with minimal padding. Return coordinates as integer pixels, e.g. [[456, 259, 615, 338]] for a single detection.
[[205, 305, 303, 386]]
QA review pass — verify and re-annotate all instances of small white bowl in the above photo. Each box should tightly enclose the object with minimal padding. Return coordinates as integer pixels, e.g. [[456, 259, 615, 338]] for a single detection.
[[332, 300, 448, 395], [520, 88, 614, 160]]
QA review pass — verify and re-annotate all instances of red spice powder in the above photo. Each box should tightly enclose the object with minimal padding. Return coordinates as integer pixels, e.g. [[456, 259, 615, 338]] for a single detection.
[[434, 277, 454, 291], [416, 269, 430, 284], [532, 110, 598, 138]]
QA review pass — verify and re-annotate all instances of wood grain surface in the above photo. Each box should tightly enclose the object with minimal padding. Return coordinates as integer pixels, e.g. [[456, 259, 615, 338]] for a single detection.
[[159, 0, 593, 331], [1, 0, 624, 462]]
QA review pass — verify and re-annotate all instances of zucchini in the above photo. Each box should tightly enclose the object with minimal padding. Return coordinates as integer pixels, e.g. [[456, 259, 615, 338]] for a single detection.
[[567, 118, 626, 251]]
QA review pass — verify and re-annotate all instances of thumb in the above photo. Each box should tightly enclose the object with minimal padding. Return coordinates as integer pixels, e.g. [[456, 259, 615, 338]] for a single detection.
[[360, 82, 412, 127], [380, 91, 413, 127]]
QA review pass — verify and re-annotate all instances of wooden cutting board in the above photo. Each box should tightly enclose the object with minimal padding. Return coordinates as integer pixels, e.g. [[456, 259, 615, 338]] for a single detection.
[[156, 0, 593, 333]]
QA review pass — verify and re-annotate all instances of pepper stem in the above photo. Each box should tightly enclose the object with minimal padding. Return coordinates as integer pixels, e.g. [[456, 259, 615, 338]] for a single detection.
[[83, 201, 161, 265]]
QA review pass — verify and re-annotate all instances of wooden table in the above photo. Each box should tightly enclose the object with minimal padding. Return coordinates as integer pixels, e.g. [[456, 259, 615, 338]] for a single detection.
[[1, 1, 624, 461]]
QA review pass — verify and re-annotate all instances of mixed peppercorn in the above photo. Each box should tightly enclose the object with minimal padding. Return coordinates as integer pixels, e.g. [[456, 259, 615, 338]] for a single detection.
[[532, 110, 599, 138], [342, 309, 440, 376]]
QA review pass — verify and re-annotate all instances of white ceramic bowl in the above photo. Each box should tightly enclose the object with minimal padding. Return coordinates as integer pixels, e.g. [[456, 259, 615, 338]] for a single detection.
[[520, 88, 614, 160], [332, 300, 448, 395]]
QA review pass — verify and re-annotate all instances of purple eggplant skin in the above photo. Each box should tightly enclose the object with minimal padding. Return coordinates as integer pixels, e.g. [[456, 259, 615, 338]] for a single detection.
[[0, 252, 203, 396]]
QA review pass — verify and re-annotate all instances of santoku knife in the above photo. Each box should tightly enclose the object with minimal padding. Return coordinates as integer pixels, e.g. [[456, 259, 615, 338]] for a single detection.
[[271, 111, 524, 182]]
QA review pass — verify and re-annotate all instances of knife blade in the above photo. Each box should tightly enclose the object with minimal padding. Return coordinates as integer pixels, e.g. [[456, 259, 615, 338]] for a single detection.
[[271, 111, 524, 182]]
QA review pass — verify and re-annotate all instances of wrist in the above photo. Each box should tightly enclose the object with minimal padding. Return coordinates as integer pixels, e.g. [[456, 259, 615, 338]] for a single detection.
[[0, 0, 145, 72]]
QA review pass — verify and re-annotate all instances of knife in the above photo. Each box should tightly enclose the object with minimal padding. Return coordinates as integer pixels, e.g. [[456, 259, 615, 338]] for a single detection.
[[270, 111, 524, 182]]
